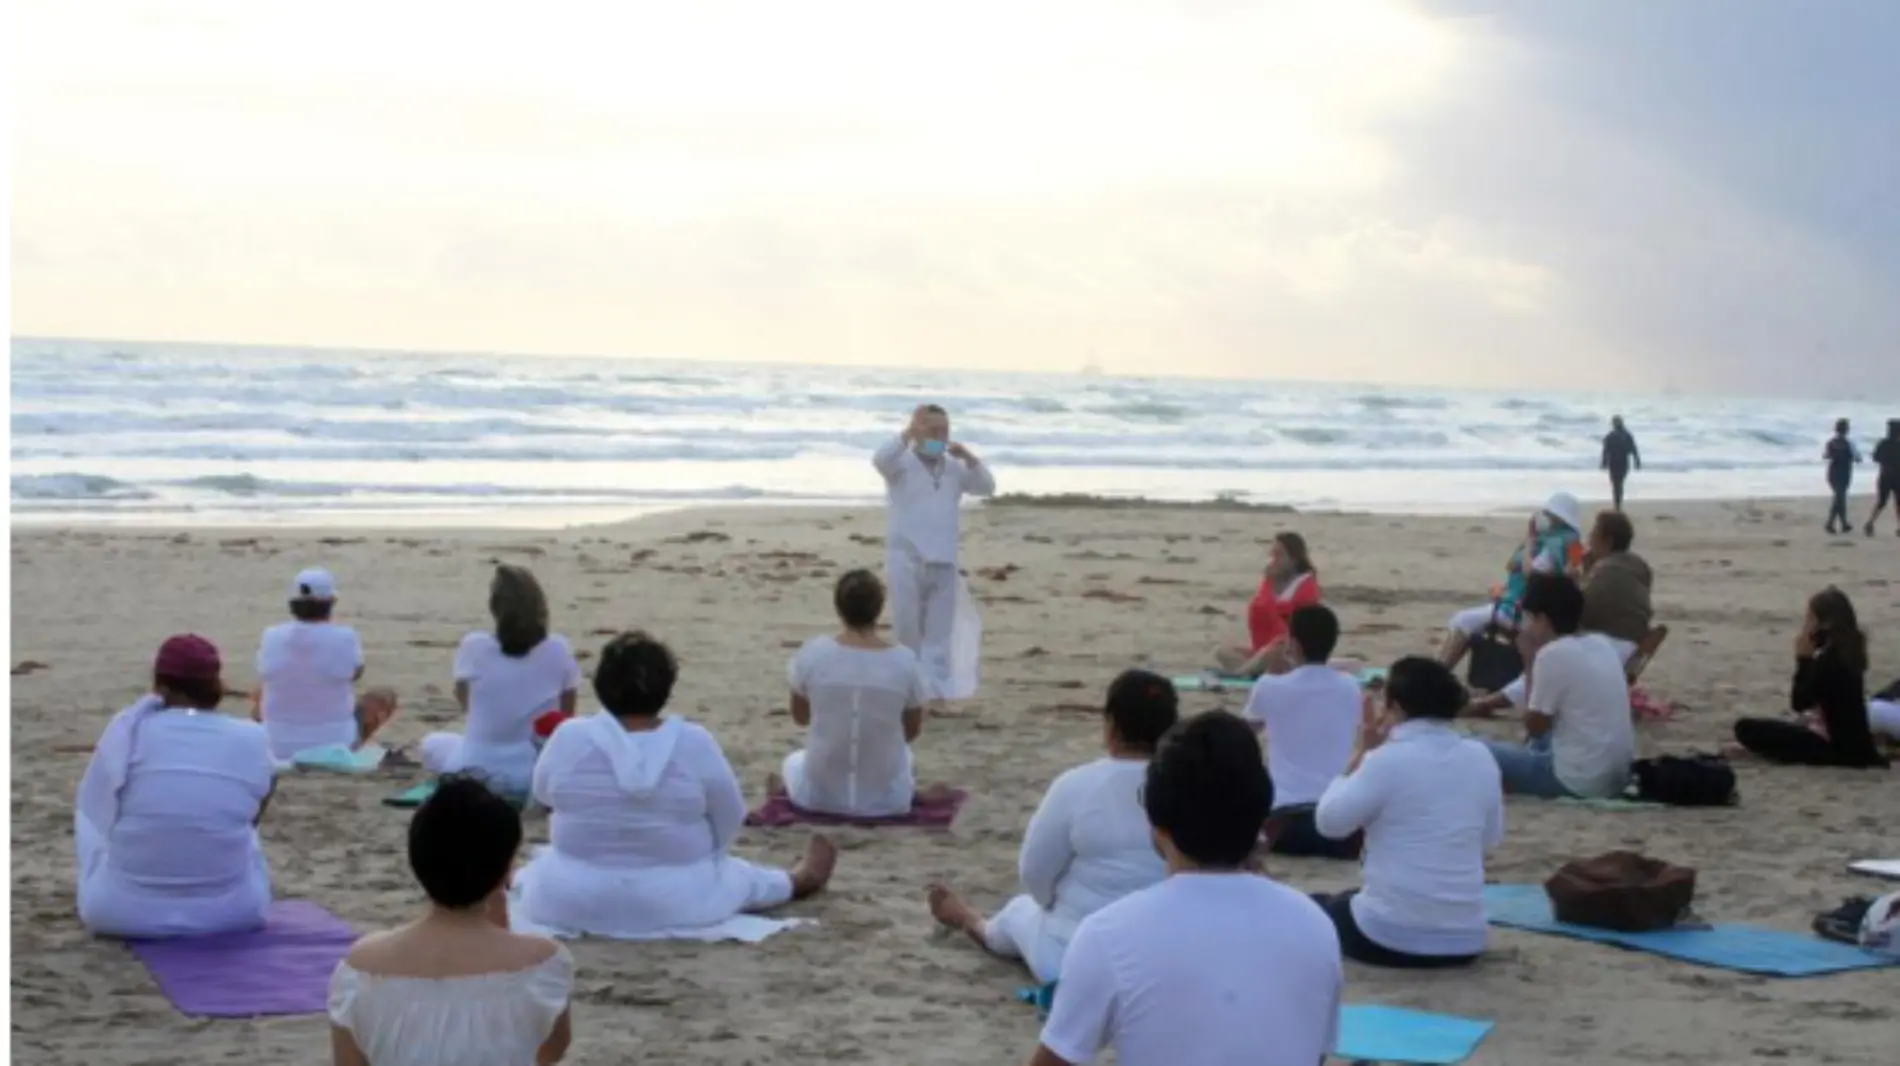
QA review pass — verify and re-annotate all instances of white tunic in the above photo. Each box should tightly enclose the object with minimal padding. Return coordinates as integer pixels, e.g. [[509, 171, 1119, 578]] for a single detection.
[[872, 434, 996, 564], [75, 697, 275, 938], [983, 757, 1165, 981], [328, 947, 574, 1066], [256, 620, 363, 759], [782, 636, 926, 818], [512, 714, 793, 938], [421, 632, 582, 794]]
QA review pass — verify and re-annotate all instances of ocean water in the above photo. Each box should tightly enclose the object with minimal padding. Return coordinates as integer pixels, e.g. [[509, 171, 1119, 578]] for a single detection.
[[7, 337, 1881, 528]]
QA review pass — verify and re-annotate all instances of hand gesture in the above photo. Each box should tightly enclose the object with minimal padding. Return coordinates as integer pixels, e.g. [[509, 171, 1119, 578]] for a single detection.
[[1356, 696, 1393, 753], [905, 406, 929, 441], [1794, 625, 1817, 659], [946, 442, 972, 461]]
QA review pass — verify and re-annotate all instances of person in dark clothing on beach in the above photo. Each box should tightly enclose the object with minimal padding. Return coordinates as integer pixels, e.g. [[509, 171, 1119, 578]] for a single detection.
[[1600, 417, 1640, 510], [1732, 587, 1887, 769], [1825, 418, 1861, 535], [1864, 419, 1900, 538]]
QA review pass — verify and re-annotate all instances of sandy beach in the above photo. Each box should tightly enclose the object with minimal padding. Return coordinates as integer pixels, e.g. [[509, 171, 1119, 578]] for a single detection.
[[9, 495, 1898, 1065]]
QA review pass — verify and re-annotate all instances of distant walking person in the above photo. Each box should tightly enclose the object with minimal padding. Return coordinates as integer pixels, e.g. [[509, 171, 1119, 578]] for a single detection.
[[1825, 419, 1861, 535], [1866, 419, 1900, 538], [1600, 416, 1640, 511]]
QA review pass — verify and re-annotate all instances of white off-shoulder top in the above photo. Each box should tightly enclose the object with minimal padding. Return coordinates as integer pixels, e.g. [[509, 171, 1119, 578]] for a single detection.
[[328, 946, 575, 1066]]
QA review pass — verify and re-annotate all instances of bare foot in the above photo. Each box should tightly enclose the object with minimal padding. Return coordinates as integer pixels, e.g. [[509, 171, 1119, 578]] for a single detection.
[[789, 835, 838, 899], [765, 772, 786, 798], [926, 884, 989, 949]]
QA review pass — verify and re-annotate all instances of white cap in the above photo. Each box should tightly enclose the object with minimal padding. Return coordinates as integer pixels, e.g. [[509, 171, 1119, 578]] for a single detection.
[[290, 567, 337, 601], [1543, 491, 1584, 533]]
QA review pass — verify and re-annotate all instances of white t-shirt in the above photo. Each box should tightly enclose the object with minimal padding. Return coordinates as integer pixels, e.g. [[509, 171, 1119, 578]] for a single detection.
[[1528, 634, 1636, 798], [1241, 665, 1363, 809], [871, 435, 998, 564], [1314, 720, 1504, 956], [1040, 874, 1342, 1066], [1018, 758, 1166, 944], [256, 621, 364, 759], [453, 631, 583, 760], [786, 636, 926, 817]]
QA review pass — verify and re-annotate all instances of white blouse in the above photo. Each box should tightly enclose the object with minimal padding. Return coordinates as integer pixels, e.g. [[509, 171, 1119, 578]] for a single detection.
[[328, 947, 574, 1066]]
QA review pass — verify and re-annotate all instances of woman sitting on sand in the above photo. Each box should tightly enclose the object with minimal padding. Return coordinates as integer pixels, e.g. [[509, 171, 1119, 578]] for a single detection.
[[254, 567, 398, 760], [780, 570, 929, 817], [329, 774, 575, 1066], [1732, 589, 1889, 769], [925, 669, 1177, 982], [76, 635, 277, 938], [511, 632, 836, 938], [421, 565, 582, 794], [1215, 532, 1323, 677], [1439, 492, 1585, 671], [1313, 657, 1504, 968]]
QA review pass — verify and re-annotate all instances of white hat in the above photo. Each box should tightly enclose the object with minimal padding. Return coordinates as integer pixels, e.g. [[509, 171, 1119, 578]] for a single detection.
[[1542, 492, 1584, 533], [290, 567, 338, 601]]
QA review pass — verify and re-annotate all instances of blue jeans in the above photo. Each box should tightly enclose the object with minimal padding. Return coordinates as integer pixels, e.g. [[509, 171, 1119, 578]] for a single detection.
[[1482, 736, 1575, 799]]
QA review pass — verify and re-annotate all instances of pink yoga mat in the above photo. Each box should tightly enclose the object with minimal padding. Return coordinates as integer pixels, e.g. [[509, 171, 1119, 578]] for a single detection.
[[746, 789, 968, 828], [126, 901, 356, 1018]]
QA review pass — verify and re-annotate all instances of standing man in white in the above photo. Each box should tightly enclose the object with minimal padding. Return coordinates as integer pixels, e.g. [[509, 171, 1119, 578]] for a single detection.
[[872, 404, 996, 701]]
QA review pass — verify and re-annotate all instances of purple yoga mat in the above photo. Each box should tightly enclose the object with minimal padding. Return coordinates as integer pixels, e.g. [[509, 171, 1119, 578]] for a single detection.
[[747, 789, 968, 829], [126, 901, 357, 1018]]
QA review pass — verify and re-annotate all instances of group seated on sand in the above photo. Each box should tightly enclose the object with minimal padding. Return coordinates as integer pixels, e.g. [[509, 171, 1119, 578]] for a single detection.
[[71, 498, 1897, 1066]]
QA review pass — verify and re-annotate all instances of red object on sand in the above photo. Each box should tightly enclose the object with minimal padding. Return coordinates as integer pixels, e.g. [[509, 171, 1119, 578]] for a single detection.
[[532, 710, 573, 739]]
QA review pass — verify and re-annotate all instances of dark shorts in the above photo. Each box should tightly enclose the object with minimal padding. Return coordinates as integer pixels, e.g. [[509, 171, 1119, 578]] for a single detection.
[[1266, 805, 1363, 860], [1312, 891, 1481, 970]]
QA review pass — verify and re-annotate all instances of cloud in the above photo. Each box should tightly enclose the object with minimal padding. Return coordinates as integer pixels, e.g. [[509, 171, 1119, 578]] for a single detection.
[[11, 0, 1898, 394]]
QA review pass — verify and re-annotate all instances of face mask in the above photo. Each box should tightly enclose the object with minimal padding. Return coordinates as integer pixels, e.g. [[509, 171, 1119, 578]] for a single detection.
[[917, 439, 947, 459], [1534, 514, 1552, 535]]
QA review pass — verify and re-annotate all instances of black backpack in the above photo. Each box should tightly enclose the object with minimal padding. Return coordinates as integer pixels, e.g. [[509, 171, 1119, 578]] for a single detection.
[[1467, 620, 1524, 694], [1631, 754, 1738, 807]]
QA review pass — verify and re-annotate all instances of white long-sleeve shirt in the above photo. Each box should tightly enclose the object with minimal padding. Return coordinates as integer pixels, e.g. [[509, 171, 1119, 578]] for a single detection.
[[1314, 719, 1504, 956], [872, 434, 996, 564], [1017, 757, 1165, 933]]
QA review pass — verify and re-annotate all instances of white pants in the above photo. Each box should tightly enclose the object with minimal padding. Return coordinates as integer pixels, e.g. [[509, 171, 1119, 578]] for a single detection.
[[1501, 635, 1637, 707], [887, 550, 959, 699], [983, 894, 1067, 984], [1449, 604, 1505, 638], [1871, 698, 1900, 740]]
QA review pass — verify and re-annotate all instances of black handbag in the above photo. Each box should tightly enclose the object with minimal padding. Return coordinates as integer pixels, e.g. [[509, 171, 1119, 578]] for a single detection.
[[1467, 612, 1523, 694], [1631, 753, 1738, 807]]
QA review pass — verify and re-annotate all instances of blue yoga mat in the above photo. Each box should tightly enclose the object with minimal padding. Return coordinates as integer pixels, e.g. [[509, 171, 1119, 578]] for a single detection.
[[1484, 883, 1895, 977], [1017, 986, 1493, 1065]]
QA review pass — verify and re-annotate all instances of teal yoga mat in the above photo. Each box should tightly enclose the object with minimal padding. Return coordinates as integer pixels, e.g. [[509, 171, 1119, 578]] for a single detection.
[[1016, 986, 1493, 1065], [382, 779, 528, 810], [1483, 883, 1894, 977], [1170, 673, 1252, 693]]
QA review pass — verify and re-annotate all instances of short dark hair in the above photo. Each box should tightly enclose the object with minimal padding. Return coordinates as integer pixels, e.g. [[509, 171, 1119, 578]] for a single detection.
[[289, 599, 334, 622], [1592, 510, 1635, 554], [1520, 573, 1585, 635], [408, 773, 521, 909], [1287, 604, 1339, 663], [1104, 669, 1179, 752], [1143, 712, 1272, 868], [1835, 418, 1850, 434], [920, 404, 947, 416], [1384, 656, 1467, 721], [834, 569, 885, 629], [593, 630, 679, 717]]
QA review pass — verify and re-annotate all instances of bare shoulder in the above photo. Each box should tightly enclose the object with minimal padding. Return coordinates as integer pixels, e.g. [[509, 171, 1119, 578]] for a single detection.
[[342, 927, 407, 970], [503, 931, 565, 969]]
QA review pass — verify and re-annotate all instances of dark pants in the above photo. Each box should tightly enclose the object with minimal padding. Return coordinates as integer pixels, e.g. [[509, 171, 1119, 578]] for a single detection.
[[1873, 479, 1897, 527], [1608, 464, 1629, 510], [1734, 717, 1836, 765], [1312, 891, 1480, 969], [1827, 480, 1852, 531], [1267, 806, 1363, 860]]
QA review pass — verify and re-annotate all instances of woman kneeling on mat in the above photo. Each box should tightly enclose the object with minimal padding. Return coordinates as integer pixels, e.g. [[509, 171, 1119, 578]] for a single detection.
[[925, 669, 1177, 981], [1312, 657, 1504, 968], [780, 569, 928, 818], [76, 635, 277, 938], [1732, 588, 1889, 769], [511, 632, 836, 938], [329, 774, 574, 1066]]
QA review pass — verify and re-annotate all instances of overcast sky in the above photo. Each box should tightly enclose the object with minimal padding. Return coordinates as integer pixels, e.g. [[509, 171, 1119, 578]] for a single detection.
[[13, 0, 1898, 394]]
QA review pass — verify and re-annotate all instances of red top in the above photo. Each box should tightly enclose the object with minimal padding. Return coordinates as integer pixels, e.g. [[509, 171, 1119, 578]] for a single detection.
[[1247, 572, 1322, 652]]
